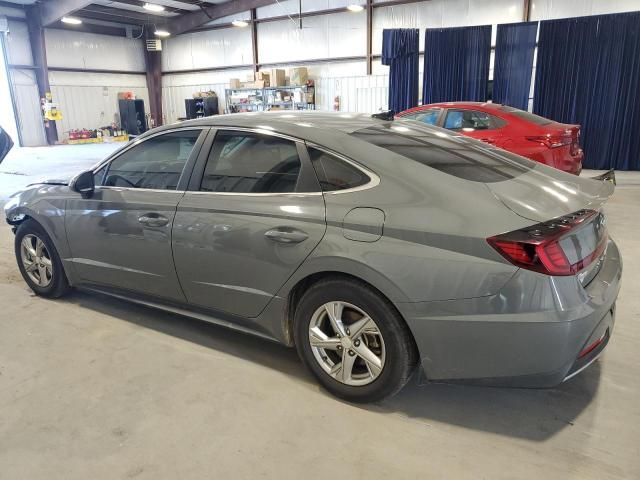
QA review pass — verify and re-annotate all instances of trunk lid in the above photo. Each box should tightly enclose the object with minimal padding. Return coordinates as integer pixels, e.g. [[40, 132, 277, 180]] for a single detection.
[[487, 165, 614, 222]]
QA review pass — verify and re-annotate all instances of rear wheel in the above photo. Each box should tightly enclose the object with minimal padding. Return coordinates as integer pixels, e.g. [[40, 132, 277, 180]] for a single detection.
[[294, 277, 417, 403], [15, 220, 70, 298]]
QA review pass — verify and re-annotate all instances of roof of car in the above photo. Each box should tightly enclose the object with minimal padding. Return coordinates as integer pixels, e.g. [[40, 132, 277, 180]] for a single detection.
[[154, 111, 391, 138]]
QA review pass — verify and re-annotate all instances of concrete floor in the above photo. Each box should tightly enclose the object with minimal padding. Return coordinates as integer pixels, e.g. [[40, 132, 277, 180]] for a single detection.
[[0, 144, 639, 479]]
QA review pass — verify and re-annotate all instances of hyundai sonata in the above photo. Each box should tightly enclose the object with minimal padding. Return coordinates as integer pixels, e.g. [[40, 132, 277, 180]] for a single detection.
[[2, 113, 621, 402]]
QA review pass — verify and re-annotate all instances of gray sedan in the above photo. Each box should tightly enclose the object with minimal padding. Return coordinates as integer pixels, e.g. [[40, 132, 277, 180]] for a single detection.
[[2, 113, 621, 402]]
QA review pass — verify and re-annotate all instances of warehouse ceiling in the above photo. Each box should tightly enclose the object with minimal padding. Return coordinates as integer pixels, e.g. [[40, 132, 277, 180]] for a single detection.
[[1, 0, 279, 35]]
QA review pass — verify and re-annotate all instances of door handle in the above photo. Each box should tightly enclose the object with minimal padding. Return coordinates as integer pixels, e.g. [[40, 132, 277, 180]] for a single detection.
[[264, 228, 309, 244], [138, 213, 169, 227]]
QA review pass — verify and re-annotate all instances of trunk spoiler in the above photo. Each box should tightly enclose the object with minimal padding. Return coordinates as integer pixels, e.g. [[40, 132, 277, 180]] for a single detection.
[[590, 169, 616, 186]]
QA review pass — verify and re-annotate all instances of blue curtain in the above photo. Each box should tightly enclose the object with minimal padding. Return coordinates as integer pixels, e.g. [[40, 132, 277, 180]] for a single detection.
[[534, 12, 640, 170], [382, 29, 419, 113], [493, 22, 537, 110], [422, 25, 491, 104]]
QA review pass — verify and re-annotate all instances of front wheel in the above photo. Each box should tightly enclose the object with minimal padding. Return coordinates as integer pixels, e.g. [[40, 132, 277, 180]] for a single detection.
[[15, 220, 70, 298], [294, 277, 417, 403]]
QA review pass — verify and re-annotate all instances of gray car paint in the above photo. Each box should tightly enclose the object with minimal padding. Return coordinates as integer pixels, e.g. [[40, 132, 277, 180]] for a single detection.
[[3, 112, 621, 386]]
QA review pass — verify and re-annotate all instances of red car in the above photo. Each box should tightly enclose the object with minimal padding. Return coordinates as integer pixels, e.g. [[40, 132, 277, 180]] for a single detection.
[[396, 102, 584, 175]]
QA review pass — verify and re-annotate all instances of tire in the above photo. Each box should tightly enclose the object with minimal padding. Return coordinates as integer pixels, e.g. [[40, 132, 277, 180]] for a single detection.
[[294, 277, 417, 403], [14, 219, 70, 298]]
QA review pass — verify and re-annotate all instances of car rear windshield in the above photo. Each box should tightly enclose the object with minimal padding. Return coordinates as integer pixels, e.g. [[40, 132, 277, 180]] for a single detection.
[[498, 106, 553, 126], [350, 124, 536, 183]]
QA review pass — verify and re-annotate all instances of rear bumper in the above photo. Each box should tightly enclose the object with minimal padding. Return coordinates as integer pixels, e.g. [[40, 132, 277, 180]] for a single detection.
[[397, 239, 622, 387]]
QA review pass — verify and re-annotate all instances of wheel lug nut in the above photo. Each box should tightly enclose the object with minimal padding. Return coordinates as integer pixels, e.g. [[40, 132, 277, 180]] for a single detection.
[[337, 345, 342, 350], [348, 350, 355, 356], [354, 340, 360, 347], [346, 329, 350, 336]]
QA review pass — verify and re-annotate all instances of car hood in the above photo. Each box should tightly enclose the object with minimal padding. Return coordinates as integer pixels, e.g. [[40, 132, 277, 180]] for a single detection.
[[487, 165, 614, 222]]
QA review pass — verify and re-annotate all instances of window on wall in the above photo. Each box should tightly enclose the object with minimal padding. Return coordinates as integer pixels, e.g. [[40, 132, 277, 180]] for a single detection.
[[200, 131, 302, 193]]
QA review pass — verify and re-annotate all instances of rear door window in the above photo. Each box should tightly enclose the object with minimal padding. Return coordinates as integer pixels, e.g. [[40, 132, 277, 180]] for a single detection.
[[350, 124, 535, 183], [401, 108, 442, 126], [444, 110, 505, 131], [200, 131, 301, 193]]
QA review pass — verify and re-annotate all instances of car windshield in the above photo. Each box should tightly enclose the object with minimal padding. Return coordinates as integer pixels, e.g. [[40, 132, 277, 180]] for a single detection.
[[350, 123, 536, 183], [498, 106, 553, 126]]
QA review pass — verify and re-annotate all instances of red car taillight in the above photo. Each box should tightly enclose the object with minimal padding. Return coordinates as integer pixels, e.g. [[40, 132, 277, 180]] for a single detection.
[[487, 210, 608, 276], [526, 134, 573, 149]]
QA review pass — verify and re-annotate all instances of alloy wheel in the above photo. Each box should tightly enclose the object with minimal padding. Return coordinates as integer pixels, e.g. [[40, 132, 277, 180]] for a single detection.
[[20, 234, 53, 287], [308, 301, 386, 386]]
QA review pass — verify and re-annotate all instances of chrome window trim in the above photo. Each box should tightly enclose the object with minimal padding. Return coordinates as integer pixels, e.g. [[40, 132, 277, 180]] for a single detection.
[[96, 186, 186, 194], [304, 142, 380, 195]]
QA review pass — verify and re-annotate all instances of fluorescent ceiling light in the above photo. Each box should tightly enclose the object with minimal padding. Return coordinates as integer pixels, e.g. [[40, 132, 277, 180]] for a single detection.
[[154, 29, 170, 37], [347, 4, 364, 12], [61, 16, 82, 24], [144, 3, 165, 12], [232, 20, 249, 27]]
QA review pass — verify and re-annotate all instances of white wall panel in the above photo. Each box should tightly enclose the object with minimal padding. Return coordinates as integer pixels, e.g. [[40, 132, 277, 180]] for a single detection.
[[372, 0, 522, 54], [0, 5, 26, 17], [5, 20, 33, 65], [258, 11, 365, 64], [10, 69, 46, 146], [257, 0, 364, 18], [315, 74, 388, 112], [530, 0, 640, 20], [162, 27, 252, 71], [44, 29, 145, 71], [48, 71, 149, 137]]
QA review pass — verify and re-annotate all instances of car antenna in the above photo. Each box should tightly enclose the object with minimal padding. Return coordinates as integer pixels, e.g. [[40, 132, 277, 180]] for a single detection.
[[371, 110, 395, 121]]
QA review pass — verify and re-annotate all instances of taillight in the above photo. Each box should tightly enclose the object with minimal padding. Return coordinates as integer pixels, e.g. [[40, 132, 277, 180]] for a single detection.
[[487, 210, 608, 276], [526, 134, 572, 149]]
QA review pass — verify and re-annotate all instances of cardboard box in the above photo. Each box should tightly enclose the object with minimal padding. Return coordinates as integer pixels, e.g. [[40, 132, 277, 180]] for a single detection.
[[245, 80, 265, 89], [246, 72, 255, 82], [229, 78, 241, 89], [256, 71, 270, 86], [270, 68, 286, 86], [289, 67, 308, 86]]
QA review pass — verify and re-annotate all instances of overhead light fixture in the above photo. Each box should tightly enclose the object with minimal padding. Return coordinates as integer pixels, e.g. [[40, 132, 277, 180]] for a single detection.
[[154, 29, 170, 37], [232, 20, 249, 27], [347, 4, 364, 12], [61, 16, 82, 25], [144, 3, 165, 12]]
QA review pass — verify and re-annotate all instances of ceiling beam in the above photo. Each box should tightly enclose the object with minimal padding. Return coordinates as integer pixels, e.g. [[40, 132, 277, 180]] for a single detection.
[[168, 0, 277, 36], [74, 9, 148, 26], [40, 0, 95, 26], [107, 0, 191, 15], [80, 4, 173, 23]]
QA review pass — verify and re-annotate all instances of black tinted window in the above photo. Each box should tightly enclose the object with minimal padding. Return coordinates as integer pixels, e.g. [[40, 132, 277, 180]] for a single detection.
[[104, 130, 200, 189], [308, 147, 369, 191], [402, 108, 441, 125], [498, 106, 553, 125], [351, 124, 534, 183], [201, 131, 301, 193]]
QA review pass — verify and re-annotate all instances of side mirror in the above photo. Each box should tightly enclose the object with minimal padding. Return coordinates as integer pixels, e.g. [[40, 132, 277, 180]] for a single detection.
[[70, 170, 95, 198]]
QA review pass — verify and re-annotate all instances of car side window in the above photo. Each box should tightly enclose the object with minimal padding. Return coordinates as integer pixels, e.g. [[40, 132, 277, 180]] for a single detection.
[[103, 130, 201, 190], [308, 147, 370, 192], [200, 131, 301, 193], [444, 110, 498, 131], [403, 108, 442, 126]]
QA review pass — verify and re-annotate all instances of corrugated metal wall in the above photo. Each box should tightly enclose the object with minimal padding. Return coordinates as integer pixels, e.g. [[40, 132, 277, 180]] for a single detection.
[[43, 30, 149, 139], [49, 71, 150, 137], [4, 20, 45, 146]]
